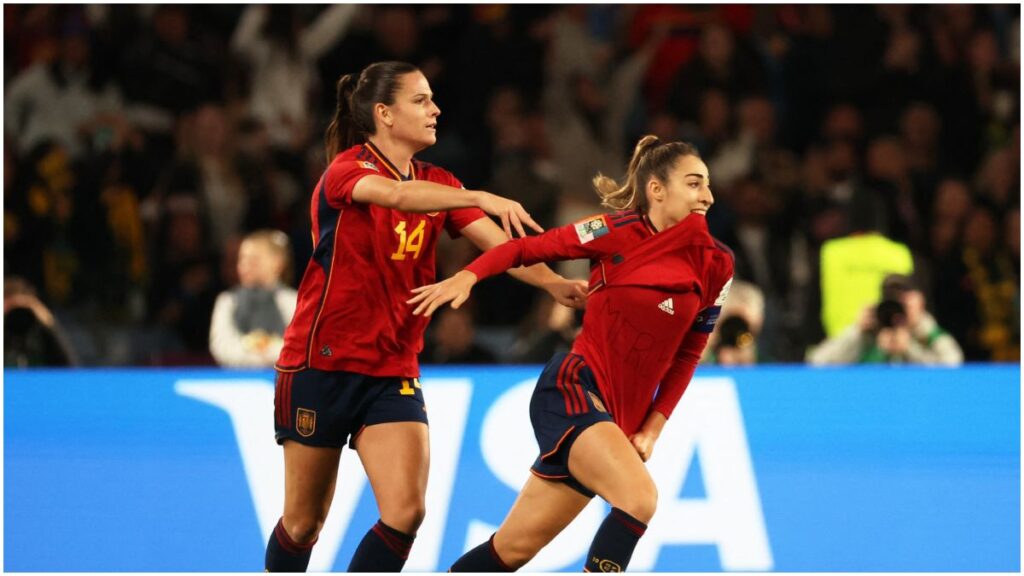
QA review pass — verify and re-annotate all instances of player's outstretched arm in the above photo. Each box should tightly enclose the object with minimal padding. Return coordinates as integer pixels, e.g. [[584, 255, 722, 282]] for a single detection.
[[459, 218, 588, 310], [408, 270, 478, 317], [352, 175, 542, 238]]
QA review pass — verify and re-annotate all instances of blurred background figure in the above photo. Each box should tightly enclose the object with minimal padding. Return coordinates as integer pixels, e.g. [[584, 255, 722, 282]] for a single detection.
[[209, 229, 296, 367], [713, 316, 758, 366], [4, 276, 77, 367], [932, 204, 1020, 361], [704, 279, 764, 365], [231, 4, 359, 173], [423, 307, 497, 365], [508, 297, 581, 364], [807, 274, 963, 365], [819, 192, 914, 338]]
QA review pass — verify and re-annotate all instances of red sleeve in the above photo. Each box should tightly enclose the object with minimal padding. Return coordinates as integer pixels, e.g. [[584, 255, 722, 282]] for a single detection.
[[428, 174, 485, 239], [465, 214, 615, 280], [323, 160, 381, 207], [651, 330, 709, 419], [651, 257, 735, 419]]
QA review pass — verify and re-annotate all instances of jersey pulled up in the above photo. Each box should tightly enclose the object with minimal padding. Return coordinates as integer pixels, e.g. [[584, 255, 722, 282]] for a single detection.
[[466, 211, 734, 435], [277, 143, 486, 377]]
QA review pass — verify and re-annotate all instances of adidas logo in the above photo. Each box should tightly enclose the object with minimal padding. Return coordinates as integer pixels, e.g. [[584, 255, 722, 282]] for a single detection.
[[658, 298, 674, 315]]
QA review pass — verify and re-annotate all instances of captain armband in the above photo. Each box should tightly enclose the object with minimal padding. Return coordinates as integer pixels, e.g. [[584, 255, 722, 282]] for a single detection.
[[690, 306, 722, 333]]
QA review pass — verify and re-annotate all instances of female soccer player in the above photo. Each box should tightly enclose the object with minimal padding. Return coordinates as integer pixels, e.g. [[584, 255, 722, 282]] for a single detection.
[[266, 61, 587, 572], [410, 135, 734, 572]]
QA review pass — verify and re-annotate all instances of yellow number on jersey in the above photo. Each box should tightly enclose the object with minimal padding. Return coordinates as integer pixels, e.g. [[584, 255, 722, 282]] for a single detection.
[[391, 220, 427, 261], [398, 378, 422, 395]]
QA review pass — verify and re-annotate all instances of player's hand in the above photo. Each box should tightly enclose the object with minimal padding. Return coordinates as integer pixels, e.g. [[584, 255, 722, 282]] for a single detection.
[[628, 431, 658, 463], [408, 270, 479, 317], [475, 192, 544, 239], [545, 278, 588, 310]]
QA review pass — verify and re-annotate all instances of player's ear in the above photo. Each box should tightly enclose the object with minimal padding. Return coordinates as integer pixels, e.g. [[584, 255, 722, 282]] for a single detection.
[[647, 177, 664, 202], [375, 102, 393, 128]]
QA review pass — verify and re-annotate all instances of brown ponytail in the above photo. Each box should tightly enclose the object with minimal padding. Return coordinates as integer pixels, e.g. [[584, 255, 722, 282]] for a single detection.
[[324, 74, 359, 160], [593, 135, 701, 212], [324, 61, 420, 163]]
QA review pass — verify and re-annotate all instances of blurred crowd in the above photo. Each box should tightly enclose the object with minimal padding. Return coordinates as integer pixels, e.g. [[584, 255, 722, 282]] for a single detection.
[[4, 4, 1019, 367]]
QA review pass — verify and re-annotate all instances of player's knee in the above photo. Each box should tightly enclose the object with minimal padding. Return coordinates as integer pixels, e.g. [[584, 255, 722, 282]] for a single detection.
[[282, 513, 325, 544], [381, 497, 426, 534], [614, 479, 658, 524]]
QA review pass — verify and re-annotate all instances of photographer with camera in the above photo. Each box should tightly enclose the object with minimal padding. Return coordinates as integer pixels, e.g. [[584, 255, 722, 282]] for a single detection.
[[807, 274, 963, 366]]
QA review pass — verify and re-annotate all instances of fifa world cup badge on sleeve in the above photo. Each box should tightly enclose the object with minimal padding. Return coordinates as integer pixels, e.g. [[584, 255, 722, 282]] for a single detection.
[[575, 216, 610, 244]]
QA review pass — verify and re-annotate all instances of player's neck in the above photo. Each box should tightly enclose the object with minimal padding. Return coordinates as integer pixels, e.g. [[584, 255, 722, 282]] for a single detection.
[[366, 135, 415, 178], [647, 209, 673, 234]]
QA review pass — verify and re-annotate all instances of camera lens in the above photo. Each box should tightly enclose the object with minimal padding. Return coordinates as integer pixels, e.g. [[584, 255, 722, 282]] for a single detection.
[[875, 299, 906, 328]]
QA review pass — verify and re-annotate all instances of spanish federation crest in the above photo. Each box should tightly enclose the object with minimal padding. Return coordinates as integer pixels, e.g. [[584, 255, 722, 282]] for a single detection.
[[296, 408, 316, 437]]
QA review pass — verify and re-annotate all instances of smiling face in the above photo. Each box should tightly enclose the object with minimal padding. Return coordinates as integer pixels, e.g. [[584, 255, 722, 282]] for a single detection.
[[646, 154, 714, 228], [376, 71, 441, 151]]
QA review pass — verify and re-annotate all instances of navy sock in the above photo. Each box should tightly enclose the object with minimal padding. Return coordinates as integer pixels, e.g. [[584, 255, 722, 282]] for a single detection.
[[450, 534, 513, 572], [265, 517, 317, 572], [584, 508, 647, 572], [347, 519, 416, 572]]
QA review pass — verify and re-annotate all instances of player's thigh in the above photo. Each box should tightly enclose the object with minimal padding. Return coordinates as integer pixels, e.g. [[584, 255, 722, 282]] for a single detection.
[[493, 474, 592, 568], [282, 440, 342, 537], [356, 421, 430, 532], [568, 421, 657, 522]]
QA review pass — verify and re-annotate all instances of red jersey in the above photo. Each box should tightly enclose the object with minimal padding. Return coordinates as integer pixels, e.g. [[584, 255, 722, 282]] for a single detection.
[[466, 211, 734, 435], [277, 143, 486, 377]]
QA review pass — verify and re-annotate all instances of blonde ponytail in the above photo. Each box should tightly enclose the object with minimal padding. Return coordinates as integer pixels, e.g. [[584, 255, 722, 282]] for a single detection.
[[592, 135, 701, 213]]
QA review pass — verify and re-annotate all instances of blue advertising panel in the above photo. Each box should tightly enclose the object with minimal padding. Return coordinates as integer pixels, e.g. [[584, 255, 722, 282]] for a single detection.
[[4, 366, 1020, 571]]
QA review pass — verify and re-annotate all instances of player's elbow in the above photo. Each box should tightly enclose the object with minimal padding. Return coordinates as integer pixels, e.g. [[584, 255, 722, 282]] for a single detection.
[[382, 183, 413, 210], [354, 179, 406, 209]]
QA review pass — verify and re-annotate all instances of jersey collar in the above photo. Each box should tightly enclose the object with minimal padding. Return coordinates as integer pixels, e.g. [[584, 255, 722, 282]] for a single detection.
[[364, 141, 415, 181]]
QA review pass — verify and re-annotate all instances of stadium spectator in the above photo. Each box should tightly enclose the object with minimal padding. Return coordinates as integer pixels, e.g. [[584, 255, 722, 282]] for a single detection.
[[712, 316, 759, 366], [933, 205, 1020, 361], [819, 192, 914, 338], [4, 9, 124, 160], [808, 273, 962, 365], [231, 5, 359, 155], [864, 135, 926, 251], [704, 279, 764, 364], [508, 297, 581, 364], [422, 308, 497, 364], [666, 22, 767, 125], [209, 229, 296, 368], [146, 194, 220, 363], [4, 276, 77, 367]]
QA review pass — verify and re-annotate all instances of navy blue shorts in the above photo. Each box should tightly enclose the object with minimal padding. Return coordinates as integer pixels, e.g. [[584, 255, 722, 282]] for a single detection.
[[274, 368, 428, 449], [529, 352, 614, 498]]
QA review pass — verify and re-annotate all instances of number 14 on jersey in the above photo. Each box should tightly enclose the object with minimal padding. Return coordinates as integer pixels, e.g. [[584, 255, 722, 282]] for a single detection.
[[391, 220, 426, 260]]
